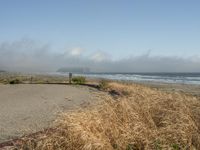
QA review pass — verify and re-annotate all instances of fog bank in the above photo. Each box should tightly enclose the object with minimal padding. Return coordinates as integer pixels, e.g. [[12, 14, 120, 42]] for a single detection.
[[0, 39, 200, 73]]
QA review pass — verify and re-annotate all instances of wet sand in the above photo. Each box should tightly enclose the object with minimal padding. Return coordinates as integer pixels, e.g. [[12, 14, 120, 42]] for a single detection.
[[0, 84, 100, 142]]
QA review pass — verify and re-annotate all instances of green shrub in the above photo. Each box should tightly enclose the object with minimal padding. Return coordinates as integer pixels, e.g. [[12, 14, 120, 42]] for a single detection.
[[9, 79, 21, 84], [154, 139, 162, 150], [72, 76, 86, 84], [171, 144, 180, 150]]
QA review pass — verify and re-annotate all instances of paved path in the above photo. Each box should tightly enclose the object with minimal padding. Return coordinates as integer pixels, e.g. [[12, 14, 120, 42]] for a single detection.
[[0, 84, 99, 142]]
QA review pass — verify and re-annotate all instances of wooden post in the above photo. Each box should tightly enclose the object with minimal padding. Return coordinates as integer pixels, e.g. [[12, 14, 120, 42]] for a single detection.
[[69, 73, 72, 84]]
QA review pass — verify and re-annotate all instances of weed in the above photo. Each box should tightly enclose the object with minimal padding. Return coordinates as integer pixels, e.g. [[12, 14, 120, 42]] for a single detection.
[[171, 144, 180, 150], [154, 140, 162, 150], [72, 76, 86, 84], [9, 79, 21, 84], [99, 79, 109, 90]]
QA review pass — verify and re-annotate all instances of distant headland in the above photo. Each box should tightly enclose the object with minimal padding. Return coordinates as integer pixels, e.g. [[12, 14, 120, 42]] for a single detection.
[[57, 67, 90, 73]]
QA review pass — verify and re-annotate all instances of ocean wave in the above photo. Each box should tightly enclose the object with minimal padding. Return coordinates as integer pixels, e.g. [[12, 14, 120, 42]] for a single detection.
[[54, 72, 200, 85]]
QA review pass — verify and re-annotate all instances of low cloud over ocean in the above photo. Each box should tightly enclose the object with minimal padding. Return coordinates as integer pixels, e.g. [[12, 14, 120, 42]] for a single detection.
[[0, 38, 200, 73]]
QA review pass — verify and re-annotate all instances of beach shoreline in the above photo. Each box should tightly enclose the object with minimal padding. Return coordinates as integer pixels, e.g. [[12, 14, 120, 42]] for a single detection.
[[0, 73, 200, 149], [1, 72, 200, 96]]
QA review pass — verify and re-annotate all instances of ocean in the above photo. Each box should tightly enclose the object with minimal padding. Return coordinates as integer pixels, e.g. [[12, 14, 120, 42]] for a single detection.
[[55, 72, 200, 85]]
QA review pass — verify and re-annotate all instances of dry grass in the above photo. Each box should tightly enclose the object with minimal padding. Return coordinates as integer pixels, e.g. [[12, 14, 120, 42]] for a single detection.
[[16, 82, 200, 150]]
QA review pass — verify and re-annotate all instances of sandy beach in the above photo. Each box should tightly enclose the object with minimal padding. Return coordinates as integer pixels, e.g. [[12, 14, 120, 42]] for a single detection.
[[0, 84, 101, 143]]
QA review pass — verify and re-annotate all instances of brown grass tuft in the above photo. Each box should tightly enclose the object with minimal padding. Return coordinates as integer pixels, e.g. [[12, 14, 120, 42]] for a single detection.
[[17, 83, 200, 150]]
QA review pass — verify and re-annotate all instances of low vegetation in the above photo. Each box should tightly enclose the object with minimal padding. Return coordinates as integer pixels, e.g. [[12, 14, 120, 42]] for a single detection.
[[98, 79, 110, 90], [0, 73, 67, 84], [15, 82, 200, 150], [9, 79, 21, 84], [72, 76, 86, 84]]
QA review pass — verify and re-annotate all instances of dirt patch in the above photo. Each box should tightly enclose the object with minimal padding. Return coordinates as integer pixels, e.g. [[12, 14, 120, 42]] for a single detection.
[[0, 84, 101, 143]]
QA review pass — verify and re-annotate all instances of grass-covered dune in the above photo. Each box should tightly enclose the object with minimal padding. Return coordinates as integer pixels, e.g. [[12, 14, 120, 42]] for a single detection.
[[15, 82, 200, 150]]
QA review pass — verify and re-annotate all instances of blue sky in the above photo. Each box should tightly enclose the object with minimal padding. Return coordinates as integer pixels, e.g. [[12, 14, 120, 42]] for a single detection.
[[0, 0, 200, 72], [1, 0, 200, 58]]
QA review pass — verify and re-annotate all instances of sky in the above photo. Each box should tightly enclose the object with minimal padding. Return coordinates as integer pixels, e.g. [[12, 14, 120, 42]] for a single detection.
[[0, 0, 200, 72]]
